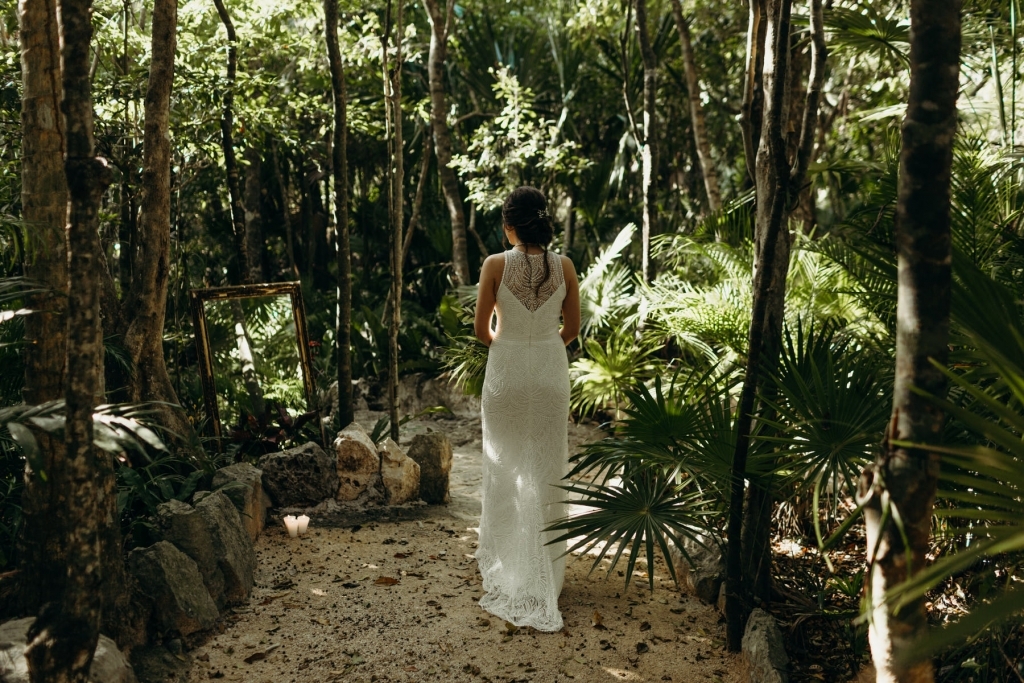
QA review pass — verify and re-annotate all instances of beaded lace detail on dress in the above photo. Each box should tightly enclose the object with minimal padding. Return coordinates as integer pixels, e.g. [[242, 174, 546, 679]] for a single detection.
[[502, 250, 565, 312]]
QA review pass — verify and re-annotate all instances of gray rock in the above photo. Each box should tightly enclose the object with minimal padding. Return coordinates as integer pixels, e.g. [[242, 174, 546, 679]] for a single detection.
[[130, 645, 191, 683], [334, 423, 381, 502], [194, 491, 256, 606], [379, 438, 420, 505], [742, 608, 789, 683], [0, 617, 138, 683], [128, 542, 218, 637], [668, 533, 725, 604], [259, 442, 339, 507], [212, 462, 268, 541], [406, 432, 453, 504], [155, 499, 225, 608]]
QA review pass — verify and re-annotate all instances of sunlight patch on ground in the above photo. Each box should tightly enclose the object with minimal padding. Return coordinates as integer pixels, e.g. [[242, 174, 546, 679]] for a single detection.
[[602, 667, 644, 680]]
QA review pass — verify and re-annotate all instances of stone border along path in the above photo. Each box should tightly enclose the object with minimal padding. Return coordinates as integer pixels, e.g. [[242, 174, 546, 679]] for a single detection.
[[186, 410, 743, 683]]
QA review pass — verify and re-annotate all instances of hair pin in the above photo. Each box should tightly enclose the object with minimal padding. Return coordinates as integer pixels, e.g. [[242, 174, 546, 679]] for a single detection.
[[537, 209, 550, 219]]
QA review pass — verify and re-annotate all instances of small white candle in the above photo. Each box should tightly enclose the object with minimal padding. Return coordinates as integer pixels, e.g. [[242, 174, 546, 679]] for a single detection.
[[297, 515, 310, 535], [283, 515, 299, 538]]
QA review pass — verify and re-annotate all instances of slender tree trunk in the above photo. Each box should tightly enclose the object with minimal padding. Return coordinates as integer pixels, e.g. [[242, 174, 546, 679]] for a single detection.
[[859, 2, 960, 681], [18, 0, 71, 620], [724, 0, 793, 650], [402, 131, 432, 266], [669, 0, 722, 213], [383, 0, 404, 443], [741, 0, 767, 185], [423, 0, 470, 287], [243, 145, 265, 283], [26, 0, 112, 679], [634, 0, 658, 284], [212, 0, 248, 282], [270, 139, 298, 276], [325, 0, 353, 429], [230, 299, 265, 419]]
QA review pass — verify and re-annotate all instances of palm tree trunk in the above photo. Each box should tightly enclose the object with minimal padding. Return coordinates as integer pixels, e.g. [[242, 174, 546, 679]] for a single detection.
[[17, 0, 69, 619], [212, 0, 249, 283], [860, 2, 960, 680], [634, 0, 658, 284], [26, 0, 111, 678], [325, 0, 353, 429], [424, 0, 470, 287], [668, 0, 722, 214], [740, 0, 767, 185]]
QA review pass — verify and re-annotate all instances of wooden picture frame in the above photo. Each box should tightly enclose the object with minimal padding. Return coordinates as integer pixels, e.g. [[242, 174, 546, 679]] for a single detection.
[[188, 281, 324, 451]]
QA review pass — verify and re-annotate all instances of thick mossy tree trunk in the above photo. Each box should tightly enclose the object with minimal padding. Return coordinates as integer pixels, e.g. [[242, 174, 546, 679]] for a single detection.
[[212, 0, 249, 282], [325, 0, 353, 429], [859, 2, 960, 681], [25, 0, 112, 679], [668, 0, 722, 214], [17, 0, 69, 619], [634, 0, 657, 284], [424, 0, 470, 287], [383, 0, 404, 443], [724, 0, 825, 650]]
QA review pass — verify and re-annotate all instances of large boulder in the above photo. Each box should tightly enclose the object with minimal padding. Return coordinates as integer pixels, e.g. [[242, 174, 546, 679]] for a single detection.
[[406, 431, 452, 504], [379, 438, 420, 505], [155, 499, 225, 608], [334, 423, 381, 501], [668, 533, 724, 604], [212, 462, 268, 541], [0, 617, 138, 683], [742, 608, 789, 683], [127, 542, 218, 637], [194, 490, 256, 606], [259, 442, 339, 507]]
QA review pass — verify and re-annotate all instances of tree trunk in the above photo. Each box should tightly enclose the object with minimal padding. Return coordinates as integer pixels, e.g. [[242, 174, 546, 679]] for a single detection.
[[669, 0, 722, 213], [724, 0, 827, 649], [230, 299, 266, 420], [121, 0, 192, 440], [741, 0, 767, 184], [859, 2, 960, 680], [325, 0, 353, 429], [26, 0, 112, 679], [17, 0, 69, 618], [424, 0, 470, 287], [243, 145, 265, 284], [634, 0, 657, 284], [212, 0, 249, 282], [724, 0, 793, 651], [402, 131, 432, 266], [383, 0, 404, 443]]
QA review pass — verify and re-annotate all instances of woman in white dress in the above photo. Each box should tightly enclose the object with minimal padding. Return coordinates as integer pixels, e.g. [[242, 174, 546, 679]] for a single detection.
[[472, 186, 581, 632]]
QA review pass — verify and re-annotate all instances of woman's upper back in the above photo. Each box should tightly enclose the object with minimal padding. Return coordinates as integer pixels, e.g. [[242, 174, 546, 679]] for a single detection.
[[491, 250, 567, 341]]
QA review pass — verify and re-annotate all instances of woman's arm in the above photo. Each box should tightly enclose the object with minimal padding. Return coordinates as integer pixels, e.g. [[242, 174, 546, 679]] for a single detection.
[[560, 256, 581, 346], [474, 255, 502, 347]]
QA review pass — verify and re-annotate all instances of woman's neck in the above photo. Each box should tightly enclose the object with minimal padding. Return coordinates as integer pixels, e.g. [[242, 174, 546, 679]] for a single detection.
[[512, 244, 545, 255]]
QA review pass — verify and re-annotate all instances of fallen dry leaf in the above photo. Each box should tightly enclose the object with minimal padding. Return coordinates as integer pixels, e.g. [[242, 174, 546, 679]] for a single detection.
[[592, 609, 607, 630], [243, 652, 266, 664], [374, 576, 399, 586], [394, 552, 411, 559]]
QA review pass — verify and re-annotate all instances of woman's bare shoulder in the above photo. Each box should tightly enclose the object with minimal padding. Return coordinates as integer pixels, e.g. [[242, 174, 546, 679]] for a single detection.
[[558, 254, 578, 278]]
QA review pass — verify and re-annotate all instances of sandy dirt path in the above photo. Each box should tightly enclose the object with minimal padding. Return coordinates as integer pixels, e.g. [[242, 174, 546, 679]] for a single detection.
[[187, 411, 742, 683]]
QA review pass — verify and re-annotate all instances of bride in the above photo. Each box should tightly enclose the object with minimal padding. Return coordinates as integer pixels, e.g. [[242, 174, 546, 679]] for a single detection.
[[472, 186, 581, 632]]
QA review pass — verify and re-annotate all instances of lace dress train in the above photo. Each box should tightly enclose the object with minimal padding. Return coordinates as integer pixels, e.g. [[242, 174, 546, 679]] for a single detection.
[[475, 250, 569, 632]]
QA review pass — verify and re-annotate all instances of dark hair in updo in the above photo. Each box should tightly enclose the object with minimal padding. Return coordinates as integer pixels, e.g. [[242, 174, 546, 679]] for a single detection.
[[502, 186, 555, 294]]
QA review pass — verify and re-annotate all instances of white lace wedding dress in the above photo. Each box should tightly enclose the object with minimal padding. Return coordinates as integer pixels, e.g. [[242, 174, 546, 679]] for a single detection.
[[475, 249, 569, 632]]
